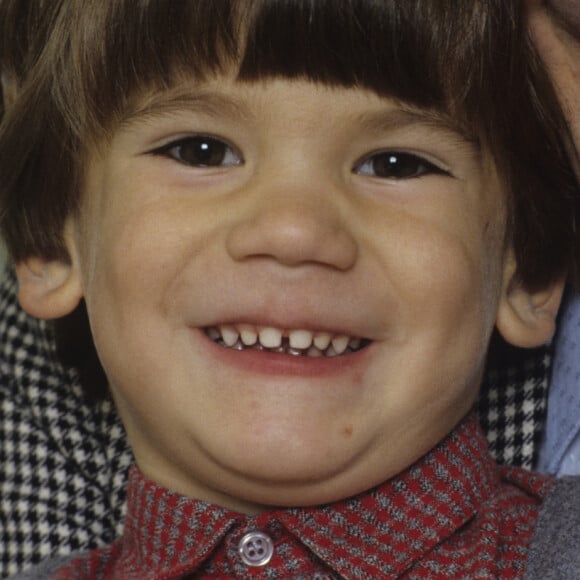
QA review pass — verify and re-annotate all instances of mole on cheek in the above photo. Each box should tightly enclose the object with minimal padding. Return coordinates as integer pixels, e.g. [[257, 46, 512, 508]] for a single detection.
[[342, 425, 353, 438]]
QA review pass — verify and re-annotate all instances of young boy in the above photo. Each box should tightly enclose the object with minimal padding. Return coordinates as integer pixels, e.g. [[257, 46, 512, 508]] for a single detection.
[[1, 0, 579, 577]]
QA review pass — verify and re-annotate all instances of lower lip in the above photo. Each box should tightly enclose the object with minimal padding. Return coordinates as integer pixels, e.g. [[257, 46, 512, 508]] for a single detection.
[[197, 330, 372, 378]]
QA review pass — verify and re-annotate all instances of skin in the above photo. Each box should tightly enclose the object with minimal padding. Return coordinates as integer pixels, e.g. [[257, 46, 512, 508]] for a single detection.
[[19, 76, 561, 514], [529, 0, 580, 174]]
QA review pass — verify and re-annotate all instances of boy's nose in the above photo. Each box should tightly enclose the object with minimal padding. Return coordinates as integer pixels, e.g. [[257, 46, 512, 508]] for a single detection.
[[225, 181, 358, 271]]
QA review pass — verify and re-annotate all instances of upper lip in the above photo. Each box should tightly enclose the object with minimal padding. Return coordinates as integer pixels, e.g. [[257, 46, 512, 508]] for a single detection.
[[175, 274, 388, 340]]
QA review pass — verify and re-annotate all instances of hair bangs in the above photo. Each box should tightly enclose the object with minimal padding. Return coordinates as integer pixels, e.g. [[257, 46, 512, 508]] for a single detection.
[[49, 0, 519, 141], [240, 1, 450, 109], [236, 0, 523, 142], [48, 0, 241, 138]]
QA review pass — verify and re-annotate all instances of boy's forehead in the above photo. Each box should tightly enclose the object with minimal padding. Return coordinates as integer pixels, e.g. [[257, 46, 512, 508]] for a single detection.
[[121, 77, 476, 143]]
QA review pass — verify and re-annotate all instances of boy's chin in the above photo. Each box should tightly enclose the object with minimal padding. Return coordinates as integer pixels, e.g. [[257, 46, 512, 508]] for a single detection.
[[194, 457, 394, 513], [130, 391, 468, 513], [144, 431, 425, 514]]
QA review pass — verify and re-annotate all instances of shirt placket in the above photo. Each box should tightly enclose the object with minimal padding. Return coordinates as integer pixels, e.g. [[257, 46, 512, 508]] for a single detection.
[[195, 519, 338, 578]]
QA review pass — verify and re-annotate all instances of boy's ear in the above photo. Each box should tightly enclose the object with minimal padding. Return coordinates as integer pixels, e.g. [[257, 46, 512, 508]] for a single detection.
[[15, 224, 83, 320], [16, 257, 83, 320], [495, 253, 565, 348]]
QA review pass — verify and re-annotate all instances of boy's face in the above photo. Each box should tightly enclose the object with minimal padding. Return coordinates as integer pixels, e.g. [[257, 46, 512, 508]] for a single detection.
[[55, 76, 538, 512]]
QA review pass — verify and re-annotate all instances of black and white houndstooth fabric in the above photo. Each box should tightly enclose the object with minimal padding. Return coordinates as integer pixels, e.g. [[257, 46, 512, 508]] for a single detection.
[[0, 269, 132, 578], [0, 267, 551, 577], [478, 338, 552, 470]]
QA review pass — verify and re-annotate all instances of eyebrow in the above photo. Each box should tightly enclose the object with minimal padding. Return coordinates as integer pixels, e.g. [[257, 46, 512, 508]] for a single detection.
[[120, 88, 255, 127], [354, 107, 478, 145]]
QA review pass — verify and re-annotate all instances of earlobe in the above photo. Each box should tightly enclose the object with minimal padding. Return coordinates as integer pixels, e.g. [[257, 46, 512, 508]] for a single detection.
[[496, 258, 566, 348], [16, 256, 83, 320]]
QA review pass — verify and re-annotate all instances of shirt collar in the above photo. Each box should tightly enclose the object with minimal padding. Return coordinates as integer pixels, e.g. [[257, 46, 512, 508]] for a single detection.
[[121, 412, 499, 578]]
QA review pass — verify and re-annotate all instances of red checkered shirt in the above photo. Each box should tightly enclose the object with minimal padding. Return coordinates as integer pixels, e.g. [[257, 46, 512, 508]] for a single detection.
[[51, 413, 553, 579]]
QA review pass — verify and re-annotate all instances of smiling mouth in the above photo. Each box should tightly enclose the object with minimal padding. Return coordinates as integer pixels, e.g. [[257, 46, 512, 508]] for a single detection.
[[204, 324, 369, 357]]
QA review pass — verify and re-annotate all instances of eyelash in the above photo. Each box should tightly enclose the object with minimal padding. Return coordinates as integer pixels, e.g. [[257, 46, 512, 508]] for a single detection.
[[152, 136, 449, 180], [151, 135, 243, 168], [354, 151, 449, 179]]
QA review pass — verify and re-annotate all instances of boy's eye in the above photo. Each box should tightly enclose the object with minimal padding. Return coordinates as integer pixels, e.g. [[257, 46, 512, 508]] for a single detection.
[[355, 151, 447, 179], [153, 136, 242, 167]]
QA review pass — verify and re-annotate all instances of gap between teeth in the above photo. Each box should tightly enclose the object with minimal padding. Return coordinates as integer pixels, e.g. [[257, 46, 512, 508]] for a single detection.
[[205, 325, 363, 356]]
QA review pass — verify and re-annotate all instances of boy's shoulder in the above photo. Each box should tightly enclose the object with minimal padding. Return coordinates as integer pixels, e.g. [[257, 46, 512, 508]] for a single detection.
[[525, 475, 580, 579]]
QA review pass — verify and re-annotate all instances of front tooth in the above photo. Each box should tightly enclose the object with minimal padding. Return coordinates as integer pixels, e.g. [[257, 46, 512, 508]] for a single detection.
[[349, 338, 361, 350], [220, 325, 239, 347], [289, 329, 314, 350], [258, 326, 283, 348], [313, 332, 332, 350], [331, 335, 349, 355], [239, 325, 258, 346]]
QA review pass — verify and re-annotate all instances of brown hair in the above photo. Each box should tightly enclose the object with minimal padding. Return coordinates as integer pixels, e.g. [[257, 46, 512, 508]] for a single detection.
[[0, 0, 578, 397], [0, 0, 64, 105]]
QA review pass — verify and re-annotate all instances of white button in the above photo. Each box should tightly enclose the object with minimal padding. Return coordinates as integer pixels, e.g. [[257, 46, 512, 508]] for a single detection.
[[238, 531, 274, 567]]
